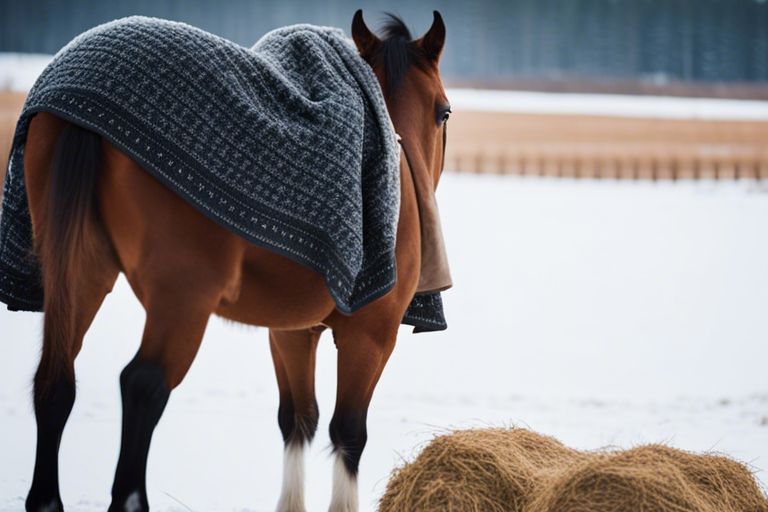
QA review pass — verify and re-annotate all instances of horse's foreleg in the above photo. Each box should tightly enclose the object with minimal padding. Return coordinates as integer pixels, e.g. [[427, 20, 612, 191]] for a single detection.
[[108, 295, 215, 512], [270, 327, 322, 512], [328, 329, 397, 512]]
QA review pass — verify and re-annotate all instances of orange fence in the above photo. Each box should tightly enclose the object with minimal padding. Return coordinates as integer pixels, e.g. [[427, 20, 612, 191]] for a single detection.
[[0, 92, 25, 185], [445, 111, 768, 180]]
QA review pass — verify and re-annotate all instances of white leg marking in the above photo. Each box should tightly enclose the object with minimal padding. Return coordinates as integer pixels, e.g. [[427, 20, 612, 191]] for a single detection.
[[329, 452, 358, 512], [124, 491, 142, 512], [276, 442, 306, 512]]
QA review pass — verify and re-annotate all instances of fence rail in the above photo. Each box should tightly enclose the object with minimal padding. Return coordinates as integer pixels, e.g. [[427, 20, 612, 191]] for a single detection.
[[448, 152, 768, 180], [445, 111, 768, 180]]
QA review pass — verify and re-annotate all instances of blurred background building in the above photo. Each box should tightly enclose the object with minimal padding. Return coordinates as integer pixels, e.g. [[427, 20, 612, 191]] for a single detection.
[[2, 0, 768, 96]]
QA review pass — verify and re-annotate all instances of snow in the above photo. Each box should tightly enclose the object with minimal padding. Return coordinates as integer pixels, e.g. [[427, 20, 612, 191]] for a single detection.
[[3, 53, 768, 120], [449, 88, 768, 120], [0, 53, 52, 92], [1, 174, 767, 511]]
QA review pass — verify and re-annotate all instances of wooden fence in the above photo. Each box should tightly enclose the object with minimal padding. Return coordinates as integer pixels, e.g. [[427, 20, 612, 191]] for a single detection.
[[444, 111, 768, 180], [0, 92, 24, 189]]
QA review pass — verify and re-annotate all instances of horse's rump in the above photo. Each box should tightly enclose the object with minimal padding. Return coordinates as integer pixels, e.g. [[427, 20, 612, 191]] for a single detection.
[[0, 16, 446, 331]]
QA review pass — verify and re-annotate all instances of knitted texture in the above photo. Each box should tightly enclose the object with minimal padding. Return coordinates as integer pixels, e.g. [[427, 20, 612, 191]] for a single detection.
[[0, 16, 446, 331]]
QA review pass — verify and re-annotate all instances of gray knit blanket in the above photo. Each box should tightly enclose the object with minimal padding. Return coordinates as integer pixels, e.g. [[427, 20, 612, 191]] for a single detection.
[[0, 16, 446, 332]]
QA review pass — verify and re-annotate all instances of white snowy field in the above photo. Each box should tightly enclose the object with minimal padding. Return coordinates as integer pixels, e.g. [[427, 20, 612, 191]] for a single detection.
[[0, 53, 52, 92], [1, 173, 767, 511]]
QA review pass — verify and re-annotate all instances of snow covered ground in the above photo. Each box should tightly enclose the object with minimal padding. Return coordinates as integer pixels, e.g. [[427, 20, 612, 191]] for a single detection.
[[0, 53, 51, 92], [2, 174, 767, 511], [448, 88, 768, 120]]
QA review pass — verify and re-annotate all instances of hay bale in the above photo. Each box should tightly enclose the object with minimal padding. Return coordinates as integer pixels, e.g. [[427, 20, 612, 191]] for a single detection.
[[528, 444, 767, 512], [379, 429, 587, 512], [378, 428, 768, 512]]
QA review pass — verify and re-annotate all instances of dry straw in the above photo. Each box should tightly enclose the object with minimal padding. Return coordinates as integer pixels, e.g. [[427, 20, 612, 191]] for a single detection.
[[378, 428, 768, 512]]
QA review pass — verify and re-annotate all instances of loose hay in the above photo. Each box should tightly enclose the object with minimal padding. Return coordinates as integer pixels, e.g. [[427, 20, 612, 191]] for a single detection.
[[378, 428, 768, 512]]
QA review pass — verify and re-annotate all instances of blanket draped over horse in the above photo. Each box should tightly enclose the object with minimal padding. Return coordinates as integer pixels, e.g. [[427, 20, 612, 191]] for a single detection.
[[0, 17, 447, 331]]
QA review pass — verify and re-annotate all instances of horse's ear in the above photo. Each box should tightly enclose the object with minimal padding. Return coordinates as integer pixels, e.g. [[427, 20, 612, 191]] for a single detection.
[[418, 10, 446, 62], [352, 10, 380, 62]]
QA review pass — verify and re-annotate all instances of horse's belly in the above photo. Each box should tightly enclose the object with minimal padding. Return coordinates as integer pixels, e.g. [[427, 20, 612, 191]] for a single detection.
[[215, 244, 336, 330]]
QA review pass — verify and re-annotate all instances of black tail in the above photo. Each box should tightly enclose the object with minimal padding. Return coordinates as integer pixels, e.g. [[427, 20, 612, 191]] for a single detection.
[[35, 122, 101, 391]]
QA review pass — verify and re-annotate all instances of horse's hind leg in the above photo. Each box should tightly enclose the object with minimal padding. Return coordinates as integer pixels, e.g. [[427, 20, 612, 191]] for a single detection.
[[270, 327, 322, 512], [108, 281, 223, 511], [26, 257, 118, 512], [94, 135, 244, 511], [24, 115, 120, 512]]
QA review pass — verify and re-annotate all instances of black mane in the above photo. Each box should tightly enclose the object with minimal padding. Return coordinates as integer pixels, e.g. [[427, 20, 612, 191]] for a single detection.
[[373, 13, 427, 98]]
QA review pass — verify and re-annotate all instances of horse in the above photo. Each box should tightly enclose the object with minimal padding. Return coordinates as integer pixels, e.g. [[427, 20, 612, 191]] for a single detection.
[[22, 10, 449, 512]]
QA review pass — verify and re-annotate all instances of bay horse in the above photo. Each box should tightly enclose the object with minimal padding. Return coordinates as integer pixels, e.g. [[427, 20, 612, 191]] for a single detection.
[[22, 10, 449, 512]]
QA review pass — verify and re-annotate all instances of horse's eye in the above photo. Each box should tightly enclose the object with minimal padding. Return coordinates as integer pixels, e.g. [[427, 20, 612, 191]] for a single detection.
[[435, 103, 451, 125]]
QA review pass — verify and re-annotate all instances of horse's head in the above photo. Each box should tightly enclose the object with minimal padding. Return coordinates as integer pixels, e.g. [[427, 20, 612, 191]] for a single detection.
[[352, 10, 449, 189]]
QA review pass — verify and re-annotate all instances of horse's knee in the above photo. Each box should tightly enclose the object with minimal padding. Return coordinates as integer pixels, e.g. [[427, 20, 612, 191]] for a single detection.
[[271, 328, 322, 447], [329, 409, 367, 474], [279, 398, 319, 445]]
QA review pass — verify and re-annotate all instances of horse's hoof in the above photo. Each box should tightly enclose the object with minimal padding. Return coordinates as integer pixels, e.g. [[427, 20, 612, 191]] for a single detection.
[[108, 491, 148, 512], [25, 497, 64, 512]]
